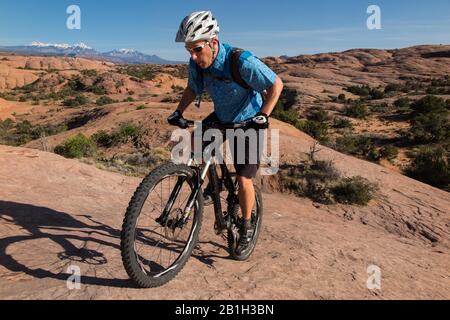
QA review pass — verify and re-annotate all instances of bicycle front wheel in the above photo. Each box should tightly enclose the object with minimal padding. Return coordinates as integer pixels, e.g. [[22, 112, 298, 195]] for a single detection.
[[121, 162, 203, 288]]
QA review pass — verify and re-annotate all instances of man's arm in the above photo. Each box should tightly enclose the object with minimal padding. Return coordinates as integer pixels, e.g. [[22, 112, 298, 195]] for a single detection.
[[260, 76, 284, 117], [176, 86, 197, 114]]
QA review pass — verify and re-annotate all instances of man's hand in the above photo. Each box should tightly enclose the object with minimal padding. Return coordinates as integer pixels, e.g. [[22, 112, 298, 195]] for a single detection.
[[250, 112, 269, 129], [167, 110, 189, 129]]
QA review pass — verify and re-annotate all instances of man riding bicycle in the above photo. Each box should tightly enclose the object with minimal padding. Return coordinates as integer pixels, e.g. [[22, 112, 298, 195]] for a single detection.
[[167, 11, 284, 255]]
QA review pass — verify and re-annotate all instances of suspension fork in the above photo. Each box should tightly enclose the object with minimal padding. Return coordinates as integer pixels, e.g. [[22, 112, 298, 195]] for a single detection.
[[155, 175, 187, 226]]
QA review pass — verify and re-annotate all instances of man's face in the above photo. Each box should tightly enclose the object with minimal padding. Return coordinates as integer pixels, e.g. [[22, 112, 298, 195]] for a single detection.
[[185, 40, 215, 69]]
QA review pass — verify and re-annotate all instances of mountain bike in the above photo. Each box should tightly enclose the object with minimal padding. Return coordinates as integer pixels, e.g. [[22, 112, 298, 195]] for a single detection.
[[120, 119, 263, 288]]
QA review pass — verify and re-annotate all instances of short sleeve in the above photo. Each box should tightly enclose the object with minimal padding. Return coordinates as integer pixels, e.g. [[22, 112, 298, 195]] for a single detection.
[[187, 59, 204, 94], [239, 55, 277, 93]]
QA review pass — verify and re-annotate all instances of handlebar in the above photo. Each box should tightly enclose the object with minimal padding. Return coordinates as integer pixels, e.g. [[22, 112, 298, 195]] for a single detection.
[[176, 119, 253, 130]]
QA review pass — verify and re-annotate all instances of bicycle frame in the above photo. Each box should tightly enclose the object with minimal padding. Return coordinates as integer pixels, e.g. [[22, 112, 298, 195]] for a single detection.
[[156, 141, 238, 234]]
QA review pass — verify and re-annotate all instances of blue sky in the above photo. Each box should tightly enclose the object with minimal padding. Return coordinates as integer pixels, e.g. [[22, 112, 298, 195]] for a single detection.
[[1, 0, 449, 60]]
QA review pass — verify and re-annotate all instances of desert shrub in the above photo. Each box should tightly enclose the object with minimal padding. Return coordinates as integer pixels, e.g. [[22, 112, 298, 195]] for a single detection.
[[384, 83, 403, 93], [279, 152, 377, 205], [54, 133, 97, 158], [370, 103, 391, 113], [346, 85, 370, 97], [91, 130, 115, 148], [80, 69, 98, 77], [337, 93, 346, 102], [344, 101, 369, 119], [136, 105, 147, 110], [393, 97, 411, 113], [334, 134, 377, 159], [410, 95, 447, 116], [63, 94, 89, 107], [95, 148, 170, 176], [410, 111, 449, 143], [406, 146, 449, 191], [379, 145, 399, 161], [332, 117, 353, 129], [308, 109, 330, 122], [297, 120, 329, 142], [346, 85, 385, 100], [161, 96, 176, 103], [96, 96, 117, 106], [118, 65, 156, 80], [171, 84, 184, 92], [271, 100, 300, 126], [91, 122, 141, 147], [331, 176, 377, 205]]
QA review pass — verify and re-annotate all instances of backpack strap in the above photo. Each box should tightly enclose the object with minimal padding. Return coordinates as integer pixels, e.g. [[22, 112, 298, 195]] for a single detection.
[[230, 48, 251, 90], [195, 46, 253, 90]]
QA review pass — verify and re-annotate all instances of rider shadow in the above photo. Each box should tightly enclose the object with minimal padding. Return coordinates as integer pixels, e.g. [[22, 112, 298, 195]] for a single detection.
[[0, 200, 137, 288], [0, 200, 232, 289]]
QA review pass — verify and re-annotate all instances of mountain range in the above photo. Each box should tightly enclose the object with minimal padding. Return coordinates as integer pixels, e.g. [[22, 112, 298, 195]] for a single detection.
[[0, 42, 184, 65]]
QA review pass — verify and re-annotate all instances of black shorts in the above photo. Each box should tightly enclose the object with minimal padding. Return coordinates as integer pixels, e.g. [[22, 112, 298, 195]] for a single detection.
[[201, 112, 262, 179]]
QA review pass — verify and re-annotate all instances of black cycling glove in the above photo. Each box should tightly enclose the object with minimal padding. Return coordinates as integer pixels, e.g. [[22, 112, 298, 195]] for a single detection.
[[250, 112, 269, 129]]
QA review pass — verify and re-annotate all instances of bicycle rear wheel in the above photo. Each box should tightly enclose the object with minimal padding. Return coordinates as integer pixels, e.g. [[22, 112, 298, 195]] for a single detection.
[[121, 162, 203, 288], [227, 185, 263, 261]]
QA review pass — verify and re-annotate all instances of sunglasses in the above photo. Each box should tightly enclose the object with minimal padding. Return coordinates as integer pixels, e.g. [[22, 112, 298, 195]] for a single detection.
[[185, 41, 209, 54]]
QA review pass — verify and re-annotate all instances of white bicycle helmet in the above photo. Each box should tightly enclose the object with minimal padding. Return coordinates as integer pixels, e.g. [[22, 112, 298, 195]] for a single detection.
[[175, 11, 220, 43]]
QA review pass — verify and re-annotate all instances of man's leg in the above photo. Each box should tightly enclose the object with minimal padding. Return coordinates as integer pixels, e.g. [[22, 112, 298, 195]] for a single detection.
[[237, 175, 255, 222]]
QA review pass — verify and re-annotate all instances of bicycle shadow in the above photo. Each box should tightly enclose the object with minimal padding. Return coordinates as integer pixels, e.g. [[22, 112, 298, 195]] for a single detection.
[[0, 200, 230, 289]]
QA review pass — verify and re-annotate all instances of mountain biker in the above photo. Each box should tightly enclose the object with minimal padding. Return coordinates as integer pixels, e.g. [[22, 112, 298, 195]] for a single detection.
[[167, 11, 284, 255]]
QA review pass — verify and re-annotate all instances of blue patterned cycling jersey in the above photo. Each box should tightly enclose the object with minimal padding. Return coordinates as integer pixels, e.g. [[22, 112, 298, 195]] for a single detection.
[[187, 42, 277, 123]]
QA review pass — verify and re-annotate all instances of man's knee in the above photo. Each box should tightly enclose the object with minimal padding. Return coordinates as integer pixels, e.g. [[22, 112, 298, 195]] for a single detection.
[[237, 175, 253, 189]]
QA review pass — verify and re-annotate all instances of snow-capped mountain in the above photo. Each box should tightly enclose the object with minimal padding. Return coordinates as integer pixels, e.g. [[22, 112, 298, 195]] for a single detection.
[[30, 41, 93, 50], [0, 42, 183, 64], [102, 48, 176, 64]]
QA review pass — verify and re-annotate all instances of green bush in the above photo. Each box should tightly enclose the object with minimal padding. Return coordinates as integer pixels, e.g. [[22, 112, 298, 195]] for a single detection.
[[171, 84, 184, 92], [136, 105, 147, 110], [63, 94, 89, 107], [272, 103, 300, 126], [406, 146, 449, 191], [394, 97, 411, 112], [346, 85, 370, 97], [279, 157, 377, 205], [384, 83, 403, 94], [297, 120, 329, 142], [118, 65, 156, 80], [332, 176, 377, 205], [344, 101, 369, 119], [118, 122, 140, 141], [370, 103, 391, 113], [379, 145, 399, 161], [91, 122, 141, 147], [346, 85, 385, 100], [91, 86, 107, 95], [91, 130, 114, 148], [410, 111, 449, 143], [411, 95, 447, 115], [332, 117, 353, 129], [96, 96, 117, 106], [337, 94, 346, 102], [335, 135, 376, 159], [80, 69, 98, 77], [54, 133, 97, 158], [308, 110, 330, 122]]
